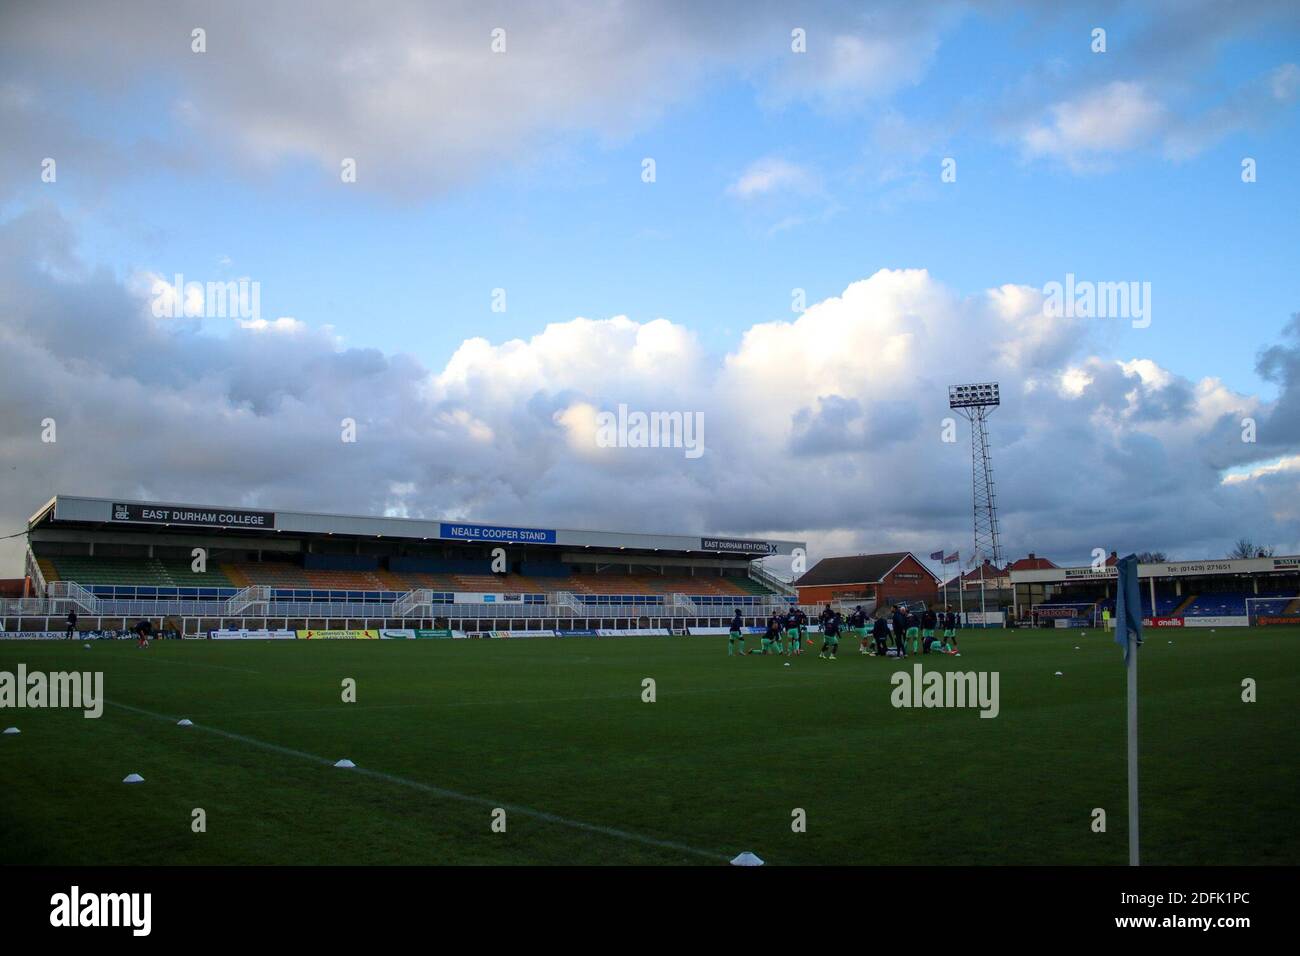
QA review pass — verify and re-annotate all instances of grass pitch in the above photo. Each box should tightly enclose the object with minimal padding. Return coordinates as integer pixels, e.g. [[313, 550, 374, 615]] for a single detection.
[[1, 628, 1296, 866]]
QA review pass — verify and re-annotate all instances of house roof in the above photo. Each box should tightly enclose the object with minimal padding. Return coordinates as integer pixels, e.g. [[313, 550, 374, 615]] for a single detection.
[[795, 552, 938, 587], [1005, 553, 1059, 572], [960, 560, 1008, 582]]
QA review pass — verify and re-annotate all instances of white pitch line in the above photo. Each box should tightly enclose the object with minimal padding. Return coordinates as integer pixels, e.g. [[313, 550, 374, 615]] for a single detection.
[[105, 699, 730, 863]]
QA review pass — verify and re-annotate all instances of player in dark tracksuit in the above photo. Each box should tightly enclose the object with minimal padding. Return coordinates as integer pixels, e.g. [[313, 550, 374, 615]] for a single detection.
[[921, 608, 938, 653], [66, 609, 78, 640], [872, 615, 890, 655], [891, 605, 908, 658], [728, 609, 746, 656], [947, 610, 961, 652]]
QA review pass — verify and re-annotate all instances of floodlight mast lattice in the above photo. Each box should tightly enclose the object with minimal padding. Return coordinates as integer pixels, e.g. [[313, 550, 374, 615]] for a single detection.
[[949, 384, 1003, 614]]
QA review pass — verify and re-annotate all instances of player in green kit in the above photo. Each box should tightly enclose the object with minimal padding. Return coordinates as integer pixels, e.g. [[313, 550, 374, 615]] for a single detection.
[[785, 610, 801, 657], [905, 608, 921, 655], [820, 609, 842, 660], [850, 605, 868, 652]]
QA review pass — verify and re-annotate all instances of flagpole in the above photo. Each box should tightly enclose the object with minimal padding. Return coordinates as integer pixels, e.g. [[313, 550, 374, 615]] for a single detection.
[[941, 551, 948, 610], [1116, 554, 1140, 867], [958, 554, 965, 624], [1127, 627, 1139, 866]]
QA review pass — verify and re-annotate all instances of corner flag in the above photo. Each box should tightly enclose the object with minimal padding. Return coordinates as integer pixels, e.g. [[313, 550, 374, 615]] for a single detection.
[[1114, 553, 1144, 663]]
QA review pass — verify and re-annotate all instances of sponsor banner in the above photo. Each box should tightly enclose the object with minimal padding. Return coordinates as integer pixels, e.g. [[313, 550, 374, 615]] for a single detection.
[[440, 523, 556, 545], [111, 502, 274, 530], [1063, 567, 1117, 580], [700, 537, 777, 555], [556, 629, 598, 637], [0, 631, 67, 640], [453, 593, 525, 604], [964, 611, 1004, 625], [1154, 560, 1235, 576], [209, 628, 295, 640], [1038, 606, 1085, 619], [1143, 616, 1185, 627], [595, 628, 671, 637], [488, 630, 554, 639], [1183, 616, 1249, 627], [381, 629, 458, 639], [1257, 615, 1300, 627], [1053, 618, 1089, 628], [689, 627, 733, 635], [296, 629, 380, 640], [1271, 556, 1300, 571]]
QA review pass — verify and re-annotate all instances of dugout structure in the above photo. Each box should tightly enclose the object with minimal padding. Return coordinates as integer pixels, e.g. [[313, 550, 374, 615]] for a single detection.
[[4, 495, 803, 636]]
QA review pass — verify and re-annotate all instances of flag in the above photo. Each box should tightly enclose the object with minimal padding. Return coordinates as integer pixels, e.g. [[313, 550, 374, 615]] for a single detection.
[[943, 551, 959, 564], [929, 550, 943, 561], [1114, 553, 1144, 663]]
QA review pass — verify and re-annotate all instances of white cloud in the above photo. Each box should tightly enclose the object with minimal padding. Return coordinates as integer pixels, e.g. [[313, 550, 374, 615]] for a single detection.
[[1021, 82, 1168, 172], [0, 1, 958, 199], [727, 158, 817, 199]]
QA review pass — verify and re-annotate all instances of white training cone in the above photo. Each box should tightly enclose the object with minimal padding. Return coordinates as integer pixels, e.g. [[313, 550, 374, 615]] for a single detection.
[[1054, 671, 1063, 676], [83, 642, 91, 649], [176, 718, 193, 727], [333, 759, 356, 769], [3, 727, 19, 735], [730, 851, 764, 866], [1075, 646, 1081, 650], [122, 773, 144, 784]]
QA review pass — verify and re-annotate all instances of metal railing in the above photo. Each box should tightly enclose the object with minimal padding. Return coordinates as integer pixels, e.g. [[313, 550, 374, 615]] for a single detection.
[[48, 581, 101, 614], [4, 592, 795, 623], [225, 585, 272, 615], [25, 544, 47, 597], [392, 588, 432, 618], [670, 592, 699, 614], [552, 591, 584, 614], [749, 559, 797, 597]]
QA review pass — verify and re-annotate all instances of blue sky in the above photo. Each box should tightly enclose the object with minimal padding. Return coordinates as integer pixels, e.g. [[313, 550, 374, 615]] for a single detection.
[[1, 0, 1299, 571]]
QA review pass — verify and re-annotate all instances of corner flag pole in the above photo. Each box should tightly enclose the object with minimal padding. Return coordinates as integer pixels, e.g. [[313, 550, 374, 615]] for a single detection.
[[1115, 553, 1144, 866], [1127, 625, 1139, 866]]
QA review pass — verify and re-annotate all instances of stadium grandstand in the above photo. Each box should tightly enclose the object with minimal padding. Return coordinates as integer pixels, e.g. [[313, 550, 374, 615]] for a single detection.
[[2, 495, 802, 636], [1011, 553, 1300, 629]]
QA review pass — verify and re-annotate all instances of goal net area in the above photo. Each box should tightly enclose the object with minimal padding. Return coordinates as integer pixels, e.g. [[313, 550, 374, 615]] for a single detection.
[[1244, 595, 1300, 625], [1030, 603, 1099, 628]]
